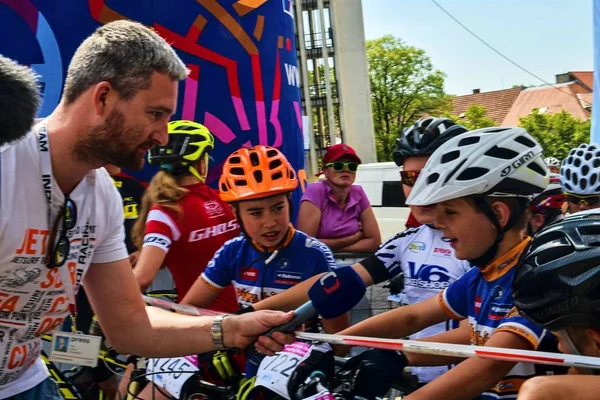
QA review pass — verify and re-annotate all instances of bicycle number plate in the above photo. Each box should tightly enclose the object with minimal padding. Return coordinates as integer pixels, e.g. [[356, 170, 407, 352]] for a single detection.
[[255, 341, 332, 400], [147, 355, 199, 398]]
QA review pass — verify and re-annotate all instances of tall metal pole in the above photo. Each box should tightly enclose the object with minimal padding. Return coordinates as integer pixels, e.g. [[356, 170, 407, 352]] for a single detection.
[[317, 0, 337, 147], [294, 0, 319, 177]]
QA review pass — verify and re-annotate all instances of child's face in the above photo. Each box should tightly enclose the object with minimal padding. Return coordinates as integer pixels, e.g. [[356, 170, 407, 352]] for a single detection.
[[238, 194, 290, 247], [402, 156, 436, 225], [434, 198, 497, 261]]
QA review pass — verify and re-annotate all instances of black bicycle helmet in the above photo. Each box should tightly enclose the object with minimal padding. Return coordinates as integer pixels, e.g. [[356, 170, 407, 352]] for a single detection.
[[513, 209, 600, 331], [392, 117, 468, 166]]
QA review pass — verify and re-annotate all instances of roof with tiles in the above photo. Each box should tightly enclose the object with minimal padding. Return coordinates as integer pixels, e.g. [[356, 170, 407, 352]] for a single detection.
[[501, 82, 591, 126], [451, 87, 522, 125]]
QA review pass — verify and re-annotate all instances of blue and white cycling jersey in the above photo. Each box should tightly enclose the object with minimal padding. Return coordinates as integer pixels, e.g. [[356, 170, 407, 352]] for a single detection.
[[360, 225, 471, 383], [201, 227, 336, 308], [439, 238, 547, 400]]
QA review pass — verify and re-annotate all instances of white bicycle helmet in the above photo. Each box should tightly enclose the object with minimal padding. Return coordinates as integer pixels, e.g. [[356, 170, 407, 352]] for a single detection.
[[407, 127, 548, 206], [560, 143, 600, 195], [544, 156, 560, 167]]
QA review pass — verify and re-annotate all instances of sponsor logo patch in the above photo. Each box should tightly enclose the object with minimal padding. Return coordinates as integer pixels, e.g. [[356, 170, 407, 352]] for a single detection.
[[408, 241, 426, 253]]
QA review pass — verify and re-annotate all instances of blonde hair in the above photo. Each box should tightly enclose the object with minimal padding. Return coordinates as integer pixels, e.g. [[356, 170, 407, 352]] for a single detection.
[[131, 170, 189, 249]]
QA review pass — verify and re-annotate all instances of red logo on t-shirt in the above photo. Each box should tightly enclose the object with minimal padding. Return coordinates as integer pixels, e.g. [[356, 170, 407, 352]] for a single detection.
[[240, 268, 259, 282], [474, 296, 482, 314], [433, 247, 451, 256]]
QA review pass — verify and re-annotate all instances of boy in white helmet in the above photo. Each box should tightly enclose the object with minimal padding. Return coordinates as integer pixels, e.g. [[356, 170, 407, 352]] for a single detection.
[[337, 127, 557, 399], [560, 143, 600, 213]]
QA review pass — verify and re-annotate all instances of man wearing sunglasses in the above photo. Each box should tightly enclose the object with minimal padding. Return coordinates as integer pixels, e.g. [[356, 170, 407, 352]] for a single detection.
[[0, 21, 293, 399], [560, 143, 600, 213]]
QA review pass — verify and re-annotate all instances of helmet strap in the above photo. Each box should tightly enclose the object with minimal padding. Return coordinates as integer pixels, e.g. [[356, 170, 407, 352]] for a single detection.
[[560, 329, 597, 375], [188, 165, 205, 183], [468, 196, 527, 267]]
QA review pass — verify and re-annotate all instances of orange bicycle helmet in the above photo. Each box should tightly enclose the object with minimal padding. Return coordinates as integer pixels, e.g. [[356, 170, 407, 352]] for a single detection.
[[219, 145, 298, 203]]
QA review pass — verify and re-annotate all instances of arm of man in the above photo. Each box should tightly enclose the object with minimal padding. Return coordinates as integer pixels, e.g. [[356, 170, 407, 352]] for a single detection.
[[84, 259, 293, 356], [403, 331, 533, 400], [518, 375, 600, 400], [252, 263, 374, 311], [337, 207, 381, 253]]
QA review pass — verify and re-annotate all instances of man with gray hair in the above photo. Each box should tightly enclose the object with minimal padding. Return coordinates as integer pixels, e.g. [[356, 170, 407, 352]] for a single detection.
[[0, 55, 41, 146], [0, 20, 294, 399]]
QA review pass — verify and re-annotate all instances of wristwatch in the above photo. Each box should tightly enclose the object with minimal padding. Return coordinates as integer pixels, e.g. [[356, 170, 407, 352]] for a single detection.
[[211, 314, 229, 350]]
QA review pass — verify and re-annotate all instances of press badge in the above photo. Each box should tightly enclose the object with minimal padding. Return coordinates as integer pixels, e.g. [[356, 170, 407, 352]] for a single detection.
[[49, 331, 102, 367]]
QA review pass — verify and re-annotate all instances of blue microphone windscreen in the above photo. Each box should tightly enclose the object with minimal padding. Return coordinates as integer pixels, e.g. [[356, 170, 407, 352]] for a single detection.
[[308, 266, 366, 319]]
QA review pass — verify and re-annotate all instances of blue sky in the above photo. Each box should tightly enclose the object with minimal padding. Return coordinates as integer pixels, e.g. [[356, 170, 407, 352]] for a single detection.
[[362, 0, 593, 95]]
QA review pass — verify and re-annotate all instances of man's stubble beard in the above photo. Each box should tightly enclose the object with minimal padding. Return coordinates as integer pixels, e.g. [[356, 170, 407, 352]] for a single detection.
[[73, 108, 151, 171]]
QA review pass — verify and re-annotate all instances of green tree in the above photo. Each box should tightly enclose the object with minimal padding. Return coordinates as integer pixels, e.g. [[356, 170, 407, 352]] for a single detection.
[[367, 35, 450, 161], [518, 110, 590, 159], [446, 104, 496, 130]]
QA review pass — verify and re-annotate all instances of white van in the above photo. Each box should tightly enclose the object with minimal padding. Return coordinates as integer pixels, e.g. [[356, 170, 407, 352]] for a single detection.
[[354, 162, 410, 241]]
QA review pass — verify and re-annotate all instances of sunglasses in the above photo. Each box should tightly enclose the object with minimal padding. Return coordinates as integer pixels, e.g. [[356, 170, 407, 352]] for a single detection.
[[325, 161, 359, 173], [564, 193, 600, 206], [400, 170, 421, 187], [46, 196, 77, 269]]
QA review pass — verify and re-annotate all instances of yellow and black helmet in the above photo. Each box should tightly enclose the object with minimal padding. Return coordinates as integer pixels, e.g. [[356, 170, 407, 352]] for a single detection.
[[148, 120, 215, 166]]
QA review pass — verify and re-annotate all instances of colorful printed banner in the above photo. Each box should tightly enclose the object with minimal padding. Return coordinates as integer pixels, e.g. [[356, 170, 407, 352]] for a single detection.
[[0, 0, 305, 202]]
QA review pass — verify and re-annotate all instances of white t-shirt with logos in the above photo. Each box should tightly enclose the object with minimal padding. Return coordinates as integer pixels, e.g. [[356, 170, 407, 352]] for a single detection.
[[0, 130, 128, 398], [360, 225, 471, 383]]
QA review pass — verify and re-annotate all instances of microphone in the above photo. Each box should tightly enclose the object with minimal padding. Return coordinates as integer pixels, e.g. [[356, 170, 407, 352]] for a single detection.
[[267, 266, 366, 335]]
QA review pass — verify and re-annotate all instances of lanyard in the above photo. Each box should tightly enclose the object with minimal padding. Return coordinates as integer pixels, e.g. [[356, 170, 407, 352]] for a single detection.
[[36, 121, 96, 315]]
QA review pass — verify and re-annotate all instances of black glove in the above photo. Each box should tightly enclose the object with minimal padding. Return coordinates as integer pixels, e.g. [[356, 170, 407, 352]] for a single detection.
[[339, 349, 408, 399], [287, 344, 335, 400], [385, 274, 405, 295]]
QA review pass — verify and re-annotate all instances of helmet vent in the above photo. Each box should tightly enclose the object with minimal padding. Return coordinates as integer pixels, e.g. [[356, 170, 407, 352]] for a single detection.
[[272, 172, 283, 180], [527, 160, 546, 176], [427, 173, 440, 184], [441, 150, 460, 164], [456, 167, 488, 181], [581, 178, 588, 190], [443, 159, 467, 185], [250, 152, 260, 166], [591, 174, 598, 187], [594, 159, 600, 168], [579, 225, 600, 246], [582, 165, 590, 176], [229, 156, 241, 165], [235, 179, 247, 186], [458, 136, 480, 147], [254, 170, 263, 183], [484, 146, 519, 160], [535, 242, 573, 265], [484, 128, 510, 134], [270, 159, 282, 169], [514, 135, 536, 148], [231, 167, 245, 176], [267, 149, 278, 158]]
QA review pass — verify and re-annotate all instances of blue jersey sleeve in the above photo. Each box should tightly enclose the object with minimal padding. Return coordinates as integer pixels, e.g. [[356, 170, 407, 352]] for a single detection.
[[201, 236, 242, 290], [496, 307, 547, 350], [307, 238, 337, 274], [438, 267, 478, 320]]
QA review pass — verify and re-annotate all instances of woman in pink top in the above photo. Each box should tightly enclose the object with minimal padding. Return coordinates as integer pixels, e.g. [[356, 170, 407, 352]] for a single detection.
[[297, 144, 381, 252]]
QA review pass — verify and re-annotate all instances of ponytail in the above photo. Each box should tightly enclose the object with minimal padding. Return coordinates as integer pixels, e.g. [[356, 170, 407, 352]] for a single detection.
[[131, 170, 189, 250]]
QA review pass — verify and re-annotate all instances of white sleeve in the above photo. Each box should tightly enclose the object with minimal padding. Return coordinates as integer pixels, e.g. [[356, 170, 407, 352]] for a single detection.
[[91, 172, 129, 264]]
